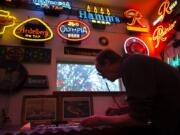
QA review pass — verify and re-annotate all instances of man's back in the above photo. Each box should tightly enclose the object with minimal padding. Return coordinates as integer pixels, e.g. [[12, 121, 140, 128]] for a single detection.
[[121, 54, 180, 134]]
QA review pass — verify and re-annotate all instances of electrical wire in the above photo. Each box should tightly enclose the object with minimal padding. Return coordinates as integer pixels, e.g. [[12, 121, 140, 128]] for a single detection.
[[105, 81, 121, 108]]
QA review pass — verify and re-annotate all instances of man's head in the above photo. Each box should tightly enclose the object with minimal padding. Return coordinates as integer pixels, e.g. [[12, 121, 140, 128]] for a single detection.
[[95, 49, 122, 81]]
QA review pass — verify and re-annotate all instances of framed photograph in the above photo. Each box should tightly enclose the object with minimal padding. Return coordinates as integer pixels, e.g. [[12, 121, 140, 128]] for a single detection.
[[22, 95, 57, 125], [61, 96, 93, 122]]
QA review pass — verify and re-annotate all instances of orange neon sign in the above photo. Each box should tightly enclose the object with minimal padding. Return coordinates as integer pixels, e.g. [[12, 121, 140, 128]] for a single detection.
[[158, 0, 172, 22], [153, 0, 177, 26], [0, 10, 16, 35], [124, 9, 148, 32], [152, 20, 176, 48]]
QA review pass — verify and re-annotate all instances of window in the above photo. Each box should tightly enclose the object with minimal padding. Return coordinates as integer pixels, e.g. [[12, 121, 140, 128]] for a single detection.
[[56, 62, 123, 92]]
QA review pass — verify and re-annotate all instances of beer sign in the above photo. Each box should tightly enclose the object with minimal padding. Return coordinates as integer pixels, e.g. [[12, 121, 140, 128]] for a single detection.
[[13, 18, 53, 42], [56, 19, 91, 42]]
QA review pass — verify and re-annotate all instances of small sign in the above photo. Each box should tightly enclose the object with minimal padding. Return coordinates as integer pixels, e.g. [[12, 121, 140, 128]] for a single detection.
[[13, 18, 53, 42], [56, 19, 91, 42], [23, 75, 49, 89], [0, 45, 52, 64], [64, 46, 102, 56]]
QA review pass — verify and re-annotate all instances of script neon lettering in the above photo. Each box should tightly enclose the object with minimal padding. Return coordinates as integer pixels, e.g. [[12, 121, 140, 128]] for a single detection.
[[17, 27, 49, 38], [153, 21, 176, 48], [124, 9, 146, 28], [158, 0, 172, 21]]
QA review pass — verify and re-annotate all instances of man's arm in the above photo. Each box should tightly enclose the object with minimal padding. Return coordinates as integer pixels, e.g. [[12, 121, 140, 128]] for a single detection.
[[80, 114, 147, 127]]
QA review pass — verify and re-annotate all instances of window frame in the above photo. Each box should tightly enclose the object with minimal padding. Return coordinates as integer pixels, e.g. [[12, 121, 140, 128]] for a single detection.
[[55, 60, 125, 96]]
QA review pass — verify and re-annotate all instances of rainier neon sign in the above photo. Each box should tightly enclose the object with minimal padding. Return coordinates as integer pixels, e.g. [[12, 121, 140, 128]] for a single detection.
[[0, 10, 16, 35], [56, 19, 91, 42], [79, 5, 120, 25], [13, 18, 53, 42], [153, 20, 176, 48], [33, 0, 71, 10], [153, 0, 177, 26], [124, 9, 148, 32]]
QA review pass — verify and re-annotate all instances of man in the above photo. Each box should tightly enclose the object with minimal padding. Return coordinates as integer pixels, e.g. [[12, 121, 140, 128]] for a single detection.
[[80, 49, 180, 135]]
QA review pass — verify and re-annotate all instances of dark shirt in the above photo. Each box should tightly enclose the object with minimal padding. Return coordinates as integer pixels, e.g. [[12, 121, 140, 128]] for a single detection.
[[120, 54, 180, 135]]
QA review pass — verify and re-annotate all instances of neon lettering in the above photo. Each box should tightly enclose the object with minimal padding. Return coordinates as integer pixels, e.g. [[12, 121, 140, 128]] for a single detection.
[[33, 0, 71, 9], [152, 21, 176, 48], [124, 9, 146, 28], [79, 10, 120, 24], [158, 0, 172, 21]]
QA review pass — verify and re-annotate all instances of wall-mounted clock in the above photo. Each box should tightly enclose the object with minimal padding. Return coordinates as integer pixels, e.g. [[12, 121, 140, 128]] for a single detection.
[[0, 60, 27, 94]]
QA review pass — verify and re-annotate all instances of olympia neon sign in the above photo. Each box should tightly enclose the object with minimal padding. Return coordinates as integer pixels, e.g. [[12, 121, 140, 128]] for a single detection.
[[56, 19, 91, 42], [33, 0, 71, 10]]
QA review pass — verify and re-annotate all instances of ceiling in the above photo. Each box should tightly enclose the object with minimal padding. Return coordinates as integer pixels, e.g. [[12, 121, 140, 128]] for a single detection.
[[81, 0, 162, 17]]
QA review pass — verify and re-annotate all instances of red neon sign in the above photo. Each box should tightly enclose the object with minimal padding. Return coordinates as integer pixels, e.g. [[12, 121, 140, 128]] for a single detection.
[[124, 37, 150, 56]]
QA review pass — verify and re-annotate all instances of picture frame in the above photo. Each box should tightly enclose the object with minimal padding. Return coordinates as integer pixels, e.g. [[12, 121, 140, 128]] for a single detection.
[[22, 95, 57, 125], [61, 96, 93, 123]]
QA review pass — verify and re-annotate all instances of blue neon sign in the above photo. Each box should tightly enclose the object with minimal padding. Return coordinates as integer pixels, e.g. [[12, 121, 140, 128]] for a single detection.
[[167, 55, 180, 68], [33, 0, 71, 10]]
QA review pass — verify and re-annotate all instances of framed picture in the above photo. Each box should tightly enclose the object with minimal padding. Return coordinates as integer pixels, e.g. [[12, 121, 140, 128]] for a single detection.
[[61, 96, 93, 122], [22, 95, 57, 125]]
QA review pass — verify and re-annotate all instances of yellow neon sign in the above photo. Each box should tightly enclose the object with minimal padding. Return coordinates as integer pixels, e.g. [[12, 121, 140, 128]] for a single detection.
[[152, 20, 176, 48], [13, 18, 53, 42], [127, 26, 149, 32], [86, 5, 111, 15], [0, 10, 16, 35]]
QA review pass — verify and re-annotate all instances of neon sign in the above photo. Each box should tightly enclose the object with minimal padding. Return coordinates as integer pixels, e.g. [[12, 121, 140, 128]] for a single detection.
[[79, 5, 120, 25], [124, 37, 149, 56], [56, 19, 91, 42], [0, 10, 16, 35], [124, 9, 148, 32], [167, 55, 180, 68], [153, 0, 177, 26], [33, 0, 71, 10], [152, 20, 176, 48], [13, 18, 53, 42]]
